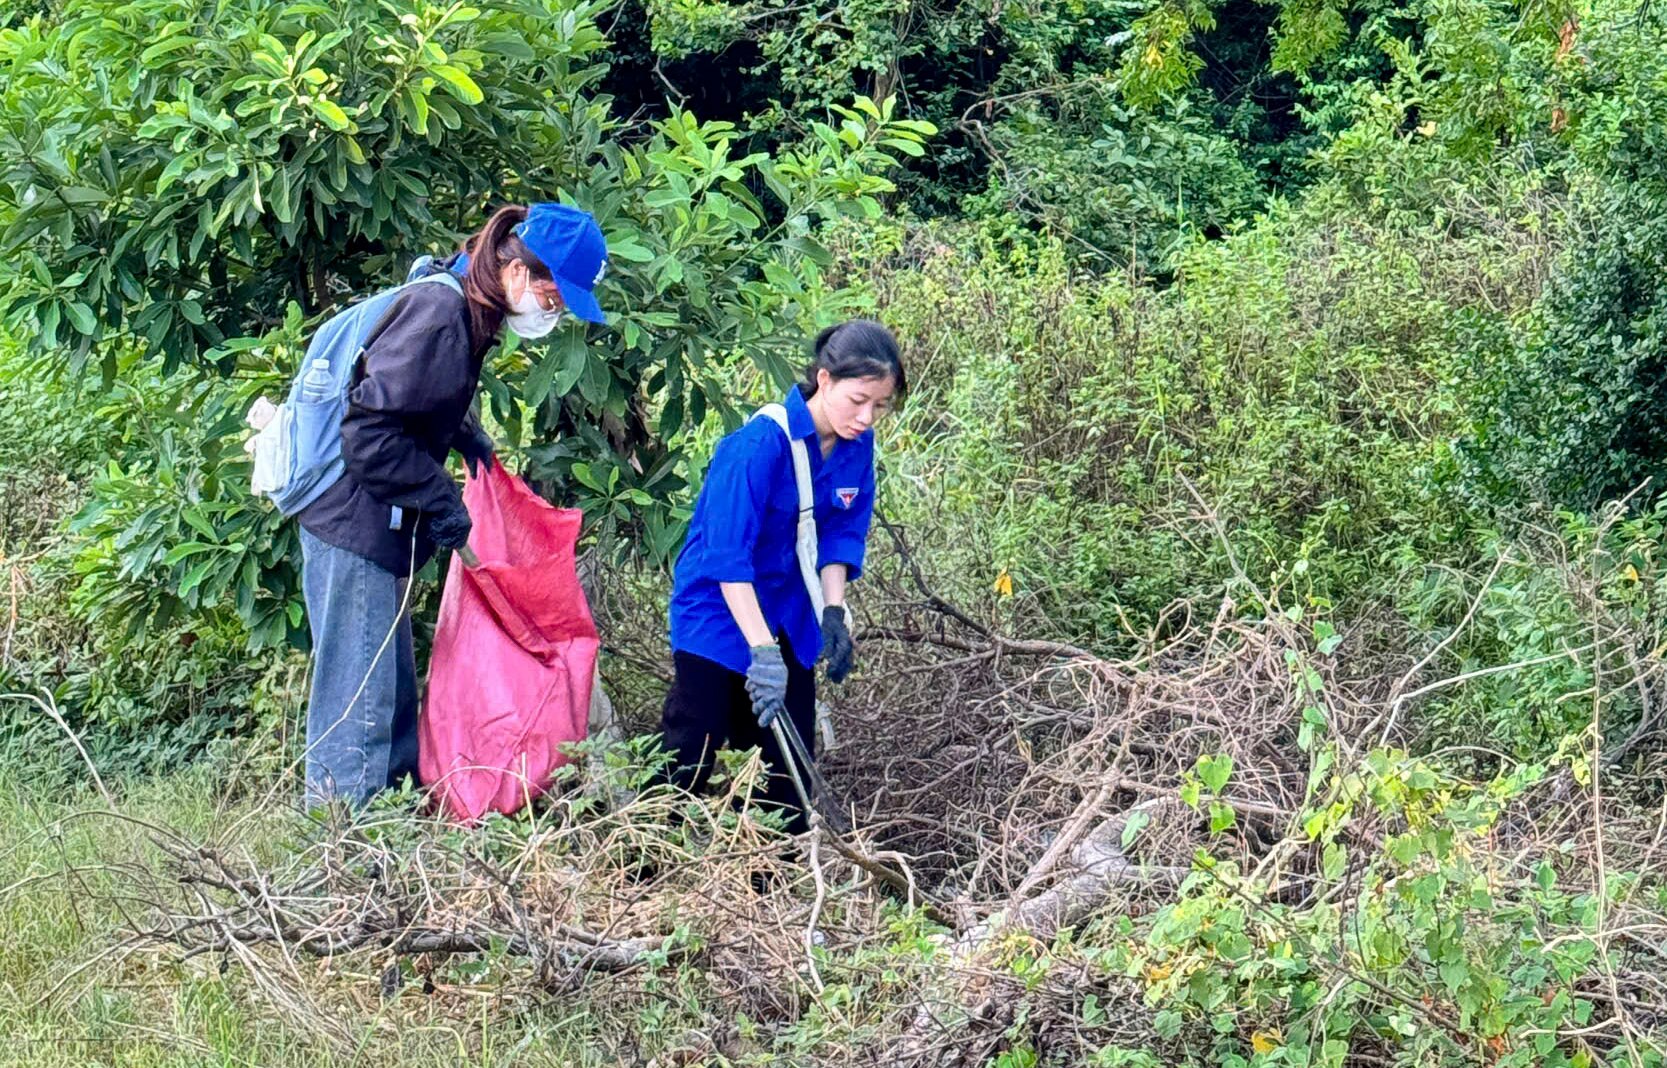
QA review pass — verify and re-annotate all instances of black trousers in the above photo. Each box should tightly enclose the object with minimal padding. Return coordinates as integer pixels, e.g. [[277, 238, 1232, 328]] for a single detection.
[[660, 639, 817, 834]]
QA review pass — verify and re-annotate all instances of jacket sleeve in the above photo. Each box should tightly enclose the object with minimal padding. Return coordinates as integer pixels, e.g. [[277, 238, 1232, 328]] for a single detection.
[[450, 405, 483, 452], [817, 454, 876, 581], [339, 294, 470, 516], [678, 425, 782, 584]]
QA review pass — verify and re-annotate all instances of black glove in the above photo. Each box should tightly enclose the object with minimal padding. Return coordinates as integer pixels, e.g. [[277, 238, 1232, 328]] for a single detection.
[[746, 644, 790, 728], [454, 422, 494, 478], [820, 605, 854, 683], [427, 501, 473, 551]]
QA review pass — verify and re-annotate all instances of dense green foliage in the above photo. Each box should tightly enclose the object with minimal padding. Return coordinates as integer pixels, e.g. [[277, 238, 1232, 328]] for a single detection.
[[0, 0, 932, 649], [862, 199, 1543, 645]]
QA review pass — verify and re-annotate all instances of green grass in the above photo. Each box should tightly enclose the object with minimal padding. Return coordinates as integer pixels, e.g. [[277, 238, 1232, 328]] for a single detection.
[[0, 748, 633, 1067]]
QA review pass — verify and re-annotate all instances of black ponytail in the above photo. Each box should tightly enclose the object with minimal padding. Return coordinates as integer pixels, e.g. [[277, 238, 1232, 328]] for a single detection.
[[801, 319, 907, 402]]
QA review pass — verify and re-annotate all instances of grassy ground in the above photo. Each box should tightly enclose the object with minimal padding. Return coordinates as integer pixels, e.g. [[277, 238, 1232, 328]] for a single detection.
[[0, 751, 619, 1067]]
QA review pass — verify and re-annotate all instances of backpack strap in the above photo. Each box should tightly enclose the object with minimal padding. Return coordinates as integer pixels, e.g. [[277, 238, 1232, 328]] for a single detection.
[[412, 270, 464, 296], [753, 403, 824, 618], [752, 402, 840, 748]]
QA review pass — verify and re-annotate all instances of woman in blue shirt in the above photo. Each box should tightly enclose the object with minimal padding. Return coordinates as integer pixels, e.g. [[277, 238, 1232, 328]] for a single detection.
[[663, 320, 905, 832]]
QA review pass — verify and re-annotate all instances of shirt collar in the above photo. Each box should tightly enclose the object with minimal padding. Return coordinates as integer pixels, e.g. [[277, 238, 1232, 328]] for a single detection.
[[784, 384, 818, 441]]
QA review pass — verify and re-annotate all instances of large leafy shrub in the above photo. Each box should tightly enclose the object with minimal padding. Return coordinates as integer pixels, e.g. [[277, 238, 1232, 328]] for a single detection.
[[855, 191, 1549, 647], [1455, 192, 1667, 513], [0, 338, 295, 772], [641, 0, 1286, 269], [1444, 6, 1667, 513]]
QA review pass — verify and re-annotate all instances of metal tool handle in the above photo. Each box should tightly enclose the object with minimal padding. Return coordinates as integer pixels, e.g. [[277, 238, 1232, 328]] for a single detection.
[[769, 718, 816, 817], [769, 714, 853, 834]]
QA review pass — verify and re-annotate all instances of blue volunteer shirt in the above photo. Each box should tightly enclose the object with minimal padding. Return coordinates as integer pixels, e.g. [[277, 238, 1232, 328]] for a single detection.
[[670, 385, 877, 675]]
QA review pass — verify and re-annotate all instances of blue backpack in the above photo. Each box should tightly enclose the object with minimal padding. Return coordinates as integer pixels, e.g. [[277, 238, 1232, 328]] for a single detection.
[[248, 261, 464, 516]]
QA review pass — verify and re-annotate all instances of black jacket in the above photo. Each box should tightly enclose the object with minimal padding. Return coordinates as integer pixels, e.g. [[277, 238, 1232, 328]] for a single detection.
[[298, 263, 486, 576]]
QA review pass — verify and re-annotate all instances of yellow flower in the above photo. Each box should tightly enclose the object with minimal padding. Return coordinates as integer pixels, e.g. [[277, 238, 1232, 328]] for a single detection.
[[994, 570, 1014, 598], [1251, 1031, 1282, 1054]]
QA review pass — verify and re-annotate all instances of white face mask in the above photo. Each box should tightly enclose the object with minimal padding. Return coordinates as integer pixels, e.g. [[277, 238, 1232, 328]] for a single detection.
[[505, 269, 563, 338]]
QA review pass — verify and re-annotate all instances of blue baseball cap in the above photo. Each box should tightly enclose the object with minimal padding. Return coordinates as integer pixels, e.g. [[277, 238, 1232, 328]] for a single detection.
[[514, 203, 608, 324]]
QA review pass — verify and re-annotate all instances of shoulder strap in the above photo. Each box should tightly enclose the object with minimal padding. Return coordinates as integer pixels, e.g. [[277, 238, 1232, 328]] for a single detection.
[[752, 403, 842, 749], [751, 403, 824, 617], [352, 270, 467, 367], [754, 403, 813, 517], [411, 270, 464, 296]]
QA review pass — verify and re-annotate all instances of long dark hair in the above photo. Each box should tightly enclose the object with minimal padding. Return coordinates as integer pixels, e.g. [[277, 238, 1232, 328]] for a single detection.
[[460, 205, 554, 347], [801, 319, 907, 402]]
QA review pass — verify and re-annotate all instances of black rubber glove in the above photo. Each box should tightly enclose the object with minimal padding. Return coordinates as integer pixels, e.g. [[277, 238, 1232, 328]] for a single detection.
[[820, 605, 854, 683], [746, 644, 790, 728], [427, 501, 473, 551], [454, 422, 495, 478]]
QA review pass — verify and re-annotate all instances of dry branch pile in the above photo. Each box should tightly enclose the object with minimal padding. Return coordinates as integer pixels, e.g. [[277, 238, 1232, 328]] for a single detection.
[[84, 518, 1667, 1065]]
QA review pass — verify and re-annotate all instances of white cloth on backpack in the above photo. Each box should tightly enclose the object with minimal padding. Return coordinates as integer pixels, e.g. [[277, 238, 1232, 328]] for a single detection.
[[246, 396, 292, 496]]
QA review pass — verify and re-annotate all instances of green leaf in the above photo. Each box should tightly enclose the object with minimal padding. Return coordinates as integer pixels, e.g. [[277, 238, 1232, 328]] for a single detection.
[[1197, 753, 1233, 794], [480, 33, 534, 61], [64, 301, 97, 333], [404, 87, 430, 135], [179, 559, 214, 598], [782, 235, 833, 266], [162, 541, 218, 566], [606, 240, 655, 263], [881, 136, 926, 157], [1388, 833, 1422, 866], [1208, 801, 1236, 833], [552, 331, 590, 398], [1322, 841, 1346, 880], [39, 301, 60, 344], [1120, 809, 1151, 849], [311, 98, 353, 131], [572, 462, 606, 493], [181, 508, 218, 540], [139, 35, 197, 64], [430, 64, 484, 105], [520, 349, 559, 411], [576, 345, 611, 405], [270, 168, 294, 224], [55, 187, 109, 206]]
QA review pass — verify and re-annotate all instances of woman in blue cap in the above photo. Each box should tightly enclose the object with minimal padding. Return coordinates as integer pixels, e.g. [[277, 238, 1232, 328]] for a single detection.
[[298, 202, 607, 806], [661, 321, 906, 832]]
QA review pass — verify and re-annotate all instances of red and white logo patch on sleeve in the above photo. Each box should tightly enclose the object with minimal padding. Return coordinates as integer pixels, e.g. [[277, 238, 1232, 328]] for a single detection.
[[836, 487, 860, 509]]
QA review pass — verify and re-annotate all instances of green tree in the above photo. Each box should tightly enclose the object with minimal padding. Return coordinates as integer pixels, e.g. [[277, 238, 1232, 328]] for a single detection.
[[1447, 3, 1667, 512]]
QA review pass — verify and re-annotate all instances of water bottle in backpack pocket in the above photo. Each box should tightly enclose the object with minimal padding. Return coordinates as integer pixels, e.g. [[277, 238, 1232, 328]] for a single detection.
[[246, 266, 464, 516], [290, 358, 338, 482]]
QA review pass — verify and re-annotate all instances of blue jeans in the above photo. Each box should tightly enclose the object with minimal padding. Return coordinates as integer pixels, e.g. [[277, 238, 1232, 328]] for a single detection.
[[300, 528, 419, 806]]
